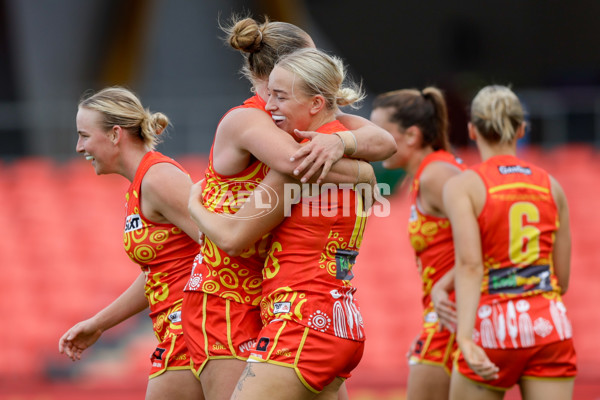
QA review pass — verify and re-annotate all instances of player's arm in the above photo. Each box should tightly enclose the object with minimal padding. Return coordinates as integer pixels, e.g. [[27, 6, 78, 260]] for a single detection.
[[291, 112, 397, 182], [141, 162, 201, 243], [334, 112, 397, 160], [443, 172, 498, 380], [550, 174, 572, 294], [418, 161, 465, 217], [189, 170, 292, 256], [189, 158, 373, 256], [59, 272, 148, 361], [430, 268, 457, 332], [225, 108, 378, 183], [443, 173, 482, 345]]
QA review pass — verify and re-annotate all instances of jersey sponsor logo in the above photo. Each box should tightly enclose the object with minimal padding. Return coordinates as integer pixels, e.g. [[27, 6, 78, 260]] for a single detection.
[[424, 311, 439, 323], [498, 165, 532, 175], [239, 339, 256, 354], [152, 347, 166, 361], [124, 213, 142, 232], [273, 302, 291, 314], [256, 337, 270, 352], [488, 264, 551, 294], [409, 205, 418, 222], [335, 249, 358, 280], [414, 339, 424, 355], [168, 310, 182, 323]]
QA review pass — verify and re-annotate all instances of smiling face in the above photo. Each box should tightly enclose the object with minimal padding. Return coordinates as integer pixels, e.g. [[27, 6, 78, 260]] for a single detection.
[[265, 66, 314, 135], [75, 107, 118, 175]]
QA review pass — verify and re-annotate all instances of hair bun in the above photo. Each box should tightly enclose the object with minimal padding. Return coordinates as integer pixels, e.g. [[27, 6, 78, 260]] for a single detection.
[[151, 112, 169, 135], [229, 18, 263, 53]]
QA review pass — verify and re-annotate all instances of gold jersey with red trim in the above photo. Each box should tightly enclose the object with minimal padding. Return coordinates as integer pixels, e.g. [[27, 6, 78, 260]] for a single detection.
[[471, 154, 572, 349], [408, 150, 466, 327], [184, 95, 271, 306], [261, 120, 368, 341], [124, 151, 200, 342]]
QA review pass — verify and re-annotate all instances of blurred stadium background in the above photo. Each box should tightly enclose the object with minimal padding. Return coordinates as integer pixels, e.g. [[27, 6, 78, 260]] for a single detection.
[[1, 1, 599, 399]]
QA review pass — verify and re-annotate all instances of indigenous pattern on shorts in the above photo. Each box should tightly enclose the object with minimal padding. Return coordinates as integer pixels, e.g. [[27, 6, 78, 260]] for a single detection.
[[408, 150, 465, 329], [184, 95, 271, 306], [261, 120, 368, 341], [124, 151, 200, 342], [472, 154, 572, 349]]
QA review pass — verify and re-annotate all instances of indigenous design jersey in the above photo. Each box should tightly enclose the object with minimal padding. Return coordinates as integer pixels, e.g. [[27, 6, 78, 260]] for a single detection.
[[261, 120, 368, 341], [472, 154, 571, 349], [184, 95, 271, 306], [124, 151, 200, 342], [408, 150, 465, 328]]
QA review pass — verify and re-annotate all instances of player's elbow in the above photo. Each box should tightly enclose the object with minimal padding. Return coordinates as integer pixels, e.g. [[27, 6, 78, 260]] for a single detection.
[[362, 135, 397, 162], [214, 235, 248, 257], [558, 278, 570, 295], [456, 259, 483, 276], [380, 134, 398, 159]]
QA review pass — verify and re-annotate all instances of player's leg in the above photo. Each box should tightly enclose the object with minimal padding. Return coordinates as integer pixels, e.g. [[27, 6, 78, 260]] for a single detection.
[[313, 377, 345, 400], [518, 339, 576, 400], [449, 370, 505, 400], [231, 362, 315, 400], [519, 378, 574, 400], [335, 381, 349, 400], [200, 359, 248, 400], [406, 363, 451, 400], [146, 369, 205, 400]]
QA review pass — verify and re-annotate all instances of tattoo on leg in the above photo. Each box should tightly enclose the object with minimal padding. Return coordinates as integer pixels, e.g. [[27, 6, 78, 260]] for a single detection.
[[236, 364, 256, 393]]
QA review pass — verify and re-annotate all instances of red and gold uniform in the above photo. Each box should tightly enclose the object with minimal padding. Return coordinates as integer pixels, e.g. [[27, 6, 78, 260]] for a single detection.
[[123, 151, 200, 378], [183, 95, 271, 376], [248, 120, 367, 393], [455, 154, 576, 389], [407, 150, 465, 373]]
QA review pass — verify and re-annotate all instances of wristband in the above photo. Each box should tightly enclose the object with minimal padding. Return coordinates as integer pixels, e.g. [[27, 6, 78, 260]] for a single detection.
[[356, 160, 373, 184], [334, 130, 358, 156]]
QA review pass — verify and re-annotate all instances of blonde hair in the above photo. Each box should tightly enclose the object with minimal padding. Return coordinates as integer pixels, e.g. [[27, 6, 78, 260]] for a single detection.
[[78, 86, 169, 150], [222, 15, 313, 82], [470, 85, 525, 144], [275, 48, 365, 111], [372, 87, 450, 151]]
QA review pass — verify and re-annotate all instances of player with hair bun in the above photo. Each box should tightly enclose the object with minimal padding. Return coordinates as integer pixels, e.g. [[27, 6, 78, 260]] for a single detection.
[[59, 86, 204, 400], [187, 47, 375, 400], [182, 15, 395, 400], [444, 85, 576, 400], [370, 86, 465, 400]]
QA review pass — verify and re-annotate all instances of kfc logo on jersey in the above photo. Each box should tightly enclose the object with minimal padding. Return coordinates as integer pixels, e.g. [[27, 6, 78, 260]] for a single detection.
[[273, 302, 291, 314], [125, 214, 142, 232]]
